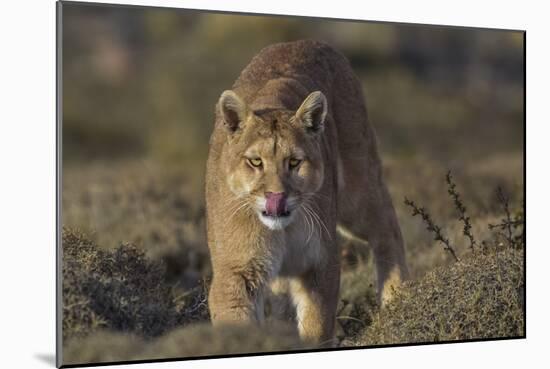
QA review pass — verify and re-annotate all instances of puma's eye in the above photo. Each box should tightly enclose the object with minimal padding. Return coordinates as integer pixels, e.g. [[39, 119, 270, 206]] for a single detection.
[[289, 158, 302, 169], [248, 158, 262, 167]]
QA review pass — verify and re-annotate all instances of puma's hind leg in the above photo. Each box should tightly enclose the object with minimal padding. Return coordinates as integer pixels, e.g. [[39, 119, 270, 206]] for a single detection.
[[338, 162, 409, 305]]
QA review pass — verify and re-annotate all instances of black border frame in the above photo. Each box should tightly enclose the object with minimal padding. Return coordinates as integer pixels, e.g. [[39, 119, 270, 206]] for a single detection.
[[56, 1, 527, 367], [56, 1, 63, 367]]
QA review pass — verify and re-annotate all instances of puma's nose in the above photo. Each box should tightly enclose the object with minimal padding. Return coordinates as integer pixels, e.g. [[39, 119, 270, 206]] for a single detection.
[[264, 192, 288, 217]]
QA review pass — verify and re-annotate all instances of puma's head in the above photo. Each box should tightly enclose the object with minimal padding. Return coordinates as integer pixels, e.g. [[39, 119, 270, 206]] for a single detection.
[[217, 90, 327, 230]]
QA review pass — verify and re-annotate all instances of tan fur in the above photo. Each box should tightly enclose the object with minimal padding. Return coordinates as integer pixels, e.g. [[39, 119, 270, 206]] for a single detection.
[[205, 40, 408, 346]]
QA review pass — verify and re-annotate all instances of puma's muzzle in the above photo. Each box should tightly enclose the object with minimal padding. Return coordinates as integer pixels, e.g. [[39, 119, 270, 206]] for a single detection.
[[264, 192, 289, 217]]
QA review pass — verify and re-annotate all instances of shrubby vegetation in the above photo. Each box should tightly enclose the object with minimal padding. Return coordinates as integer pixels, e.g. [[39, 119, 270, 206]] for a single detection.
[[356, 248, 524, 346], [62, 228, 209, 341]]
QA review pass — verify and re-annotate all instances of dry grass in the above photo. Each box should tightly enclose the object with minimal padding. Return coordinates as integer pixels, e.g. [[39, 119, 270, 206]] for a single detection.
[[63, 323, 307, 365], [384, 153, 523, 278], [62, 160, 210, 288]]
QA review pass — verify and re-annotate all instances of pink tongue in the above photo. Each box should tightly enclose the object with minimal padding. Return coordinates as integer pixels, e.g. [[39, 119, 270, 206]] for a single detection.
[[266, 193, 286, 216]]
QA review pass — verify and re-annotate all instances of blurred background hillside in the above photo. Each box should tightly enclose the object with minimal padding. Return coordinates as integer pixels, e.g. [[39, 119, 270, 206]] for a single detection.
[[62, 3, 523, 167], [61, 3, 524, 360]]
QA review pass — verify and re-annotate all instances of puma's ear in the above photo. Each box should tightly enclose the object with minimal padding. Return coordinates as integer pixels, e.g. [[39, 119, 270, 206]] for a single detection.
[[218, 90, 249, 133], [295, 91, 327, 134]]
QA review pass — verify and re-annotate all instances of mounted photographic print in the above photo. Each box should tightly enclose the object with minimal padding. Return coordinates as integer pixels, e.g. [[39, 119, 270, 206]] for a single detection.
[[56, 1, 525, 367]]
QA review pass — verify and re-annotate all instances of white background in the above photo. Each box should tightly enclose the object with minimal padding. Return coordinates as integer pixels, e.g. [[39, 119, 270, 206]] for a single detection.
[[0, 0, 547, 368]]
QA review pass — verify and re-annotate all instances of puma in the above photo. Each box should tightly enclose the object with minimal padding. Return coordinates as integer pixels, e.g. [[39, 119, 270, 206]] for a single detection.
[[205, 40, 408, 346]]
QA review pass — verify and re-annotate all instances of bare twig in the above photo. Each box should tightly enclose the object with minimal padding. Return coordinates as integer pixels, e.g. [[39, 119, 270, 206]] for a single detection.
[[498, 187, 513, 244], [404, 197, 459, 262], [488, 187, 524, 249], [446, 171, 477, 252]]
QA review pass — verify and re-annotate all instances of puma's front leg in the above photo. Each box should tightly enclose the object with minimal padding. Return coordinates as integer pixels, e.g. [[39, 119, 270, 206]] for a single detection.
[[208, 267, 265, 325]]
